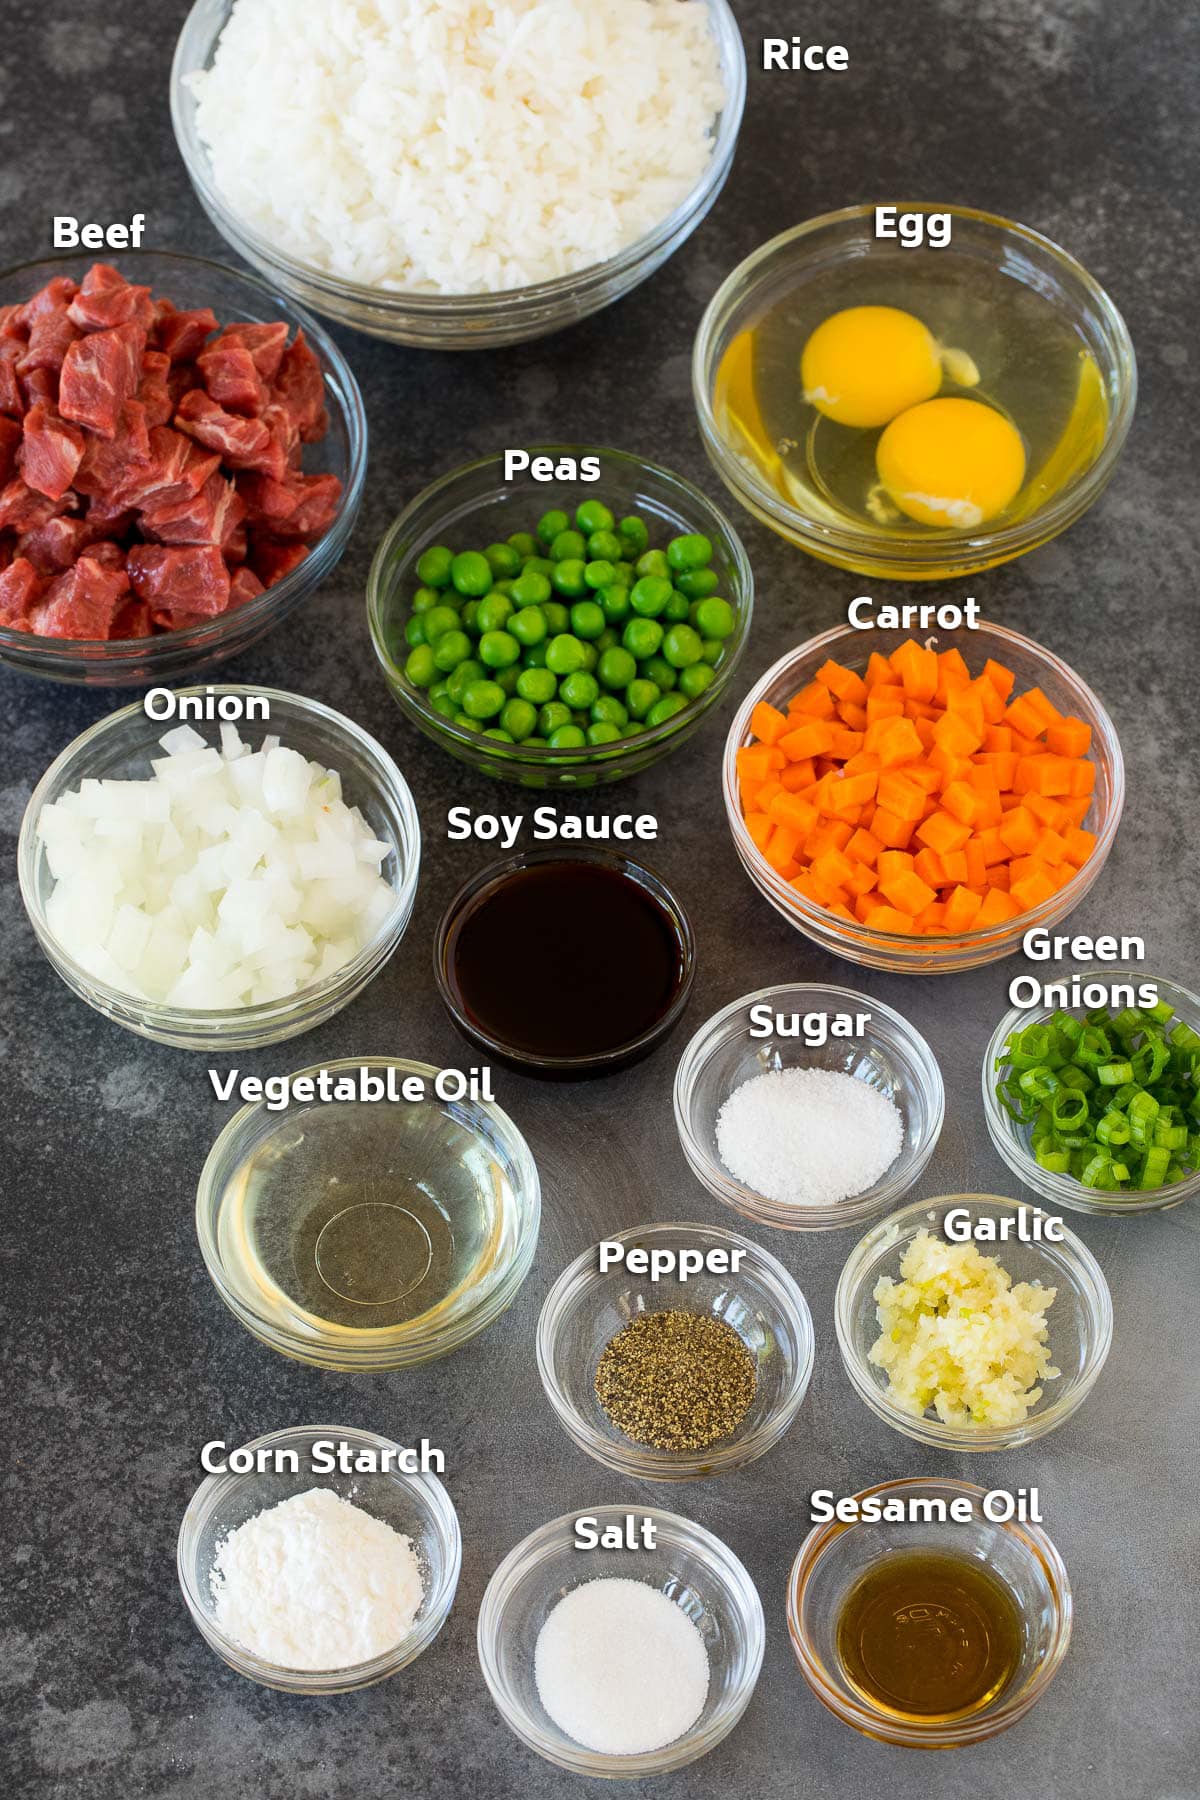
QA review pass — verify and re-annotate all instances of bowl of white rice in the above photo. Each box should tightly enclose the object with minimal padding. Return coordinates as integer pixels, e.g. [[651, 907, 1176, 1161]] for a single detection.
[[170, 0, 746, 347]]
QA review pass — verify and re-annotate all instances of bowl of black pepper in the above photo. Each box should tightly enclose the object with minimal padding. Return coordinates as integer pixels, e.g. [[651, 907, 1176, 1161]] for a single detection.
[[536, 1221, 815, 1480]]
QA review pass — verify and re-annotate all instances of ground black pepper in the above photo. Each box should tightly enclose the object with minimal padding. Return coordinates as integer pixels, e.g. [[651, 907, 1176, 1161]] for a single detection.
[[594, 1310, 757, 1452]]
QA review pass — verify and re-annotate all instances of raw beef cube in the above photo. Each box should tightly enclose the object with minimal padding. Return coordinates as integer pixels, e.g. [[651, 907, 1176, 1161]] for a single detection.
[[175, 388, 272, 465], [16, 276, 78, 331], [153, 303, 218, 364], [20, 367, 59, 412], [197, 340, 266, 416], [17, 514, 90, 574], [20, 406, 86, 501], [224, 521, 248, 565], [138, 351, 173, 428], [141, 471, 245, 549], [0, 556, 42, 626], [250, 535, 309, 589], [239, 469, 341, 540], [0, 477, 68, 534], [110, 595, 154, 639], [126, 542, 231, 617], [74, 398, 151, 497], [167, 361, 199, 410], [68, 267, 155, 335], [81, 539, 127, 571], [0, 343, 25, 417], [211, 322, 289, 384], [0, 305, 24, 340], [272, 330, 327, 442], [84, 497, 138, 536], [0, 414, 21, 484], [18, 306, 80, 377], [112, 425, 219, 510], [59, 321, 146, 438], [30, 552, 128, 640], [229, 565, 265, 607]]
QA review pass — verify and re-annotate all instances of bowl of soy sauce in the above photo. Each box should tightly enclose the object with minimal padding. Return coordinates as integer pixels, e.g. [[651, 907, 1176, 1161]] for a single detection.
[[434, 849, 696, 1078]]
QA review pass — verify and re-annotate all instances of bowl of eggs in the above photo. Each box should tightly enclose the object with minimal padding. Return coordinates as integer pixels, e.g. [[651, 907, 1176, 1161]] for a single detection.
[[692, 203, 1137, 580]]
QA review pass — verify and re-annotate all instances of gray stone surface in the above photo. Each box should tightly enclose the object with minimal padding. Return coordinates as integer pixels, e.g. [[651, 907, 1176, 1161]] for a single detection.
[[2, 1, 1198, 1795]]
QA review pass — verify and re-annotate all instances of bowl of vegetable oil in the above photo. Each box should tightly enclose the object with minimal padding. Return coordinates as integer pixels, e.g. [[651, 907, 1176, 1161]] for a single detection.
[[693, 204, 1136, 580]]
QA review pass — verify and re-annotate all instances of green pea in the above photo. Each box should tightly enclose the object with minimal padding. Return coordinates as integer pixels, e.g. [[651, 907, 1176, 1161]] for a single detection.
[[430, 691, 457, 719], [623, 720, 645, 737], [575, 499, 615, 534], [510, 605, 547, 647], [644, 655, 677, 691], [635, 549, 670, 581], [479, 629, 520, 670], [522, 555, 556, 579], [587, 529, 623, 562], [546, 633, 587, 676], [537, 509, 569, 545], [646, 691, 689, 728], [538, 701, 573, 736], [522, 643, 548, 669], [559, 670, 599, 710], [613, 561, 635, 586], [622, 617, 664, 660], [587, 722, 622, 746], [663, 590, 690, 622], [584, 559, 615, 591], [517, 666, 557, 704], [667, 533, 713, 572], [429, 680, 449, 701], [495, 666, 519, 695], [404, 616, 427, 648], [578, 642, 598, 673], [662, 623, 704, 669], [447, 659, 484, 701], [679, 662, 716, 699], [551, 558, 588, 597], [625, 678, 660, 719], [542, 601, 570, 635], [598, 645, 637, 690], [630, 576, 672, 617], [599, 584, 631, 624], [618, 515, 649, 557], [416, 545, 453, 588], [511, 569, 551, 607], [550, 529, 586, 563], [422, 604, 460, 643], [500, 697, 538, 741], [570, 600, 606, 640], [695, 596, 736, 639], [485, 542, 522, 578], [405, 645, 437, 687], [433, 629, 473, 672], [411, 585, 442, 614], [507, 531, 538, 559], [524, 736, 548, 747], [591, 696, 628, 728], [548, 725, 587, 749], [476, 593, 514, 633], [454, 713, 479, 732], [451, 550, 493, 597], [677, 568, 720, 600], [482, 727, 514, 743], [461, 679, 505, 720], [461, 600, 480, 633], [700, 638, 723, 666]]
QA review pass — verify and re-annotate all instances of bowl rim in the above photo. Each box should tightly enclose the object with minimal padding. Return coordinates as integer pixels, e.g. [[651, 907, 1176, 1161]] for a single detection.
[[672, 980, 946, 1231], [176, 1421, 462, 1689], [692, 200, 1138, 561], [476, 1500, 765, 1776], [0, 247, 367, 661], [722, 618, 1125, 959], [367, 444, 755, 771], [535, 1219, 815, 1479], [785, 1474, 1073, 1746], [18, 685, 420, 1036], [171, 0, 747, 313], [433, 845, 697, 1074], [834, 1192, 1114, 1451], [982, 966, 1200, 1216], [195, 1054, 542, 1368]]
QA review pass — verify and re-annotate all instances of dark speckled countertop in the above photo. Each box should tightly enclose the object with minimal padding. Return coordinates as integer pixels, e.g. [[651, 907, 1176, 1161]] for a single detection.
[[3, 2, 1198, 1796]]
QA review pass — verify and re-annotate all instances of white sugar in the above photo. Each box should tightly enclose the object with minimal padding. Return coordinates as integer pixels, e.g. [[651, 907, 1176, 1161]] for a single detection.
[[716, 1067, 904, 1208]]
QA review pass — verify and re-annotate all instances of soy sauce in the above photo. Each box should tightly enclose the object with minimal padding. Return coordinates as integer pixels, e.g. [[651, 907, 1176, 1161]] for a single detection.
[[444, 858, 688, 1064]]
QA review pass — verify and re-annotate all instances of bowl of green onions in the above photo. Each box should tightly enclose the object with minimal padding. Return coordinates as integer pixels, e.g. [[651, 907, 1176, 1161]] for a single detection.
[[982, 970, 1200, 1215]]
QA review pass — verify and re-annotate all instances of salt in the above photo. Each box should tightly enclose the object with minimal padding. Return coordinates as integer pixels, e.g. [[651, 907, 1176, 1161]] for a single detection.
[[534, 1578, 710, 1756], [716, 1066, 904, 1207]]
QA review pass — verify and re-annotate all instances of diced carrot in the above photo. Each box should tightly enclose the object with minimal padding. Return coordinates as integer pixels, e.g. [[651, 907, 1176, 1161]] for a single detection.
[[989, 863, 1011, 890], [865, 650, 899, 688], [864, 905, 915, 935], [964, 838, 988, 889], [939, 848, 969, 885], [1024, 791, 1069, 830], [881, 869, 938, 915], [1010, 866, 1058, 910], [804, 820, 854, 856], [871, 807, 917, 850], [1046, 715, 1092, 758], [848, 861, 879, 896], [977, 886, 1021, 927], [737, 744, 774, 784], [764, 824, 799, 870], [1005, 695, 1046, 739], [817, 658, 868, 705], [941, 780, 982, 826], [767, 793, 819, 834], [877, 770, 927, 821], [998, 806, 1040, 854], [1063, 825, 1097, 866], [1015, 754, 1076, 796], [936, 647, 971, 691], [1034, 826, 1069, 865], [976, 750, 1019, 789], [828, 725, 865, 758], [1021, 686, 1063, 728], [1070, 760, 1096, 796], [1060, 796, 1093, 825], [790, 679, 836, 719], [982, 724, 1013, 753], [943, 885, 983, 931], [813, 848, 855, 891], [892, 640, 938, 701], [846, 828, 882, 866], [915, 810, 972, 855], [983, 658, 1016, 701], [914, 847, 945, 888], [745, 812, 772, 851], [827, 772, 879, 816], [866, 689, 906, 723], [911, 902, 947, 934], [826, 901, 856, 921], [877, 849, 916, 881], [750, 701, 788, 747], [966, 676, 1005, 724], [780, 720, 834, 760], [933, 710, 983, 757], [838, 700, 869, 732], [779, 760, 817, 792], [976, 827, 1008, 866], [872, 716, 925, 767]]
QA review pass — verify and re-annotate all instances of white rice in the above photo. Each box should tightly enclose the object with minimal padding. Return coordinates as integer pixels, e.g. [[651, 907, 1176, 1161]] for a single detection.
[[188, 0, 727, 295]]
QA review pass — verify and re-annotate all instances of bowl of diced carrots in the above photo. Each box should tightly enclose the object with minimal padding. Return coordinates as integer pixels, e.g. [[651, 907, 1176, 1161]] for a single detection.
[[723, 621, 1124, 973]]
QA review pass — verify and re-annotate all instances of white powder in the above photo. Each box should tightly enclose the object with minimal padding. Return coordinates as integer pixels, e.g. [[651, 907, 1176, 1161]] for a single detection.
[[188, 0, 727, 295], [716, 1067, 904, 1208], [210, 1487, 424, 1670], [535, 1577, 709, 1756]]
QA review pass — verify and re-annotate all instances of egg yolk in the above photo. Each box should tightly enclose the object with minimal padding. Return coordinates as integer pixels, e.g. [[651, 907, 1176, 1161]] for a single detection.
[[801, 306, 942, 429], [875, 397, 1026, 528]]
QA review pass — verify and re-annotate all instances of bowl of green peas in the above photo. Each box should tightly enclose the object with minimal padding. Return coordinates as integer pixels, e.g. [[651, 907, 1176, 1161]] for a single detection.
[[367, 448, 754, 788]]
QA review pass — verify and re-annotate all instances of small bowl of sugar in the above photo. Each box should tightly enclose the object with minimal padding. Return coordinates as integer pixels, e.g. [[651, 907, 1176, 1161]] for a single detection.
[[673, 982, 945, 1232], [177, 1424, 461, 1692]]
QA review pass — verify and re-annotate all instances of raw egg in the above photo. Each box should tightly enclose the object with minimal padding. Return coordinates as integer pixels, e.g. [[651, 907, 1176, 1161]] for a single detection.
[[875, 397, 1026, 528], [801, 305, 942, 428]]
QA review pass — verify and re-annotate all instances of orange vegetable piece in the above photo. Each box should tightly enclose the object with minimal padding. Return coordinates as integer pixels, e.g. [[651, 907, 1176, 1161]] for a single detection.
[[872, 807, 917, 850], [1021, 686, 1063, 728], [881, 869, 938, 915], [745, 812, 772, 851], [846, 828, 882, 866], [977, 886, 1021, 927], [1010, 866, 1059, 910], [780, 719, 834, 760], [749, 701, 788, 747], [865, 650, 900, 688], [983, 658, 1016, 701], [998, 806, 1039, 854], [933, 710, 983, 757], [764, 824, 799, 870], [1004, 695, 1046, 739], [943, 885, 984, 932], [1064, 826, 1097, 866], [1046, 715, 1092, 758], [817, 658, 868, 705], [864, 905, 915, 935], [790, 679, 836, 719], [941, 780, 982, 826], [877, 770, 928, 821], [915, 810, 972, 855]]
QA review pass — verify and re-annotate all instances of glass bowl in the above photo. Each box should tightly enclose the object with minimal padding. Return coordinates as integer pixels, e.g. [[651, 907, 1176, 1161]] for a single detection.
[[18, 688, 420, 1050], [196, 1056, 541, 1370], [171, 1, 746, 349], [786, 1476, 1072, 1747], [368, 448, 754, 788], [693, 204, 1136, 579], [835, 1193, 1112, 1452], [536, 1221, 814, 1480], [723, 619, 1124, 974], [673, 982, 944, 1231], [434, 848, 696, 1077], [477, 1504, 764, 1776], [0, 250, 366, 686], [983, 968, 1200, 1217], [177, 1424, 461, 1692]]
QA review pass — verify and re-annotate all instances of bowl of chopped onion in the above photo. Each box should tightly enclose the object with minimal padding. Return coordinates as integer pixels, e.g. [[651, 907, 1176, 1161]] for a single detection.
[[18, 687, 421, 1050]]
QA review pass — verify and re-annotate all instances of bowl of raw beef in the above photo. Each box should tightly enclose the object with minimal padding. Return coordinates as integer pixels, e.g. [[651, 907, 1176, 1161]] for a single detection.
[[0, 251, 366, 685]]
